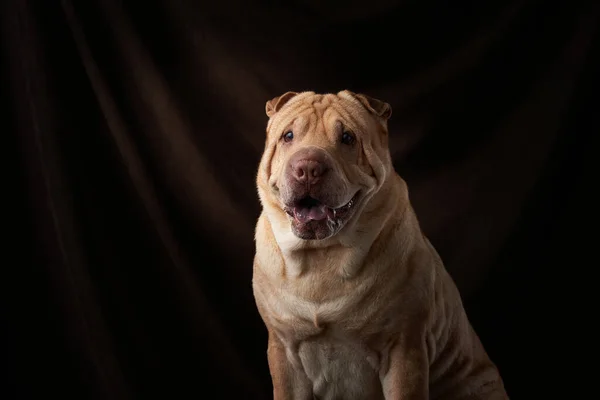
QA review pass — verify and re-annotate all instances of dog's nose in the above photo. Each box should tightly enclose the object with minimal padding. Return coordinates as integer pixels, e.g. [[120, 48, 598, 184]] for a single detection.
[[289, 149, 330, 185], [292, 159, 325, 184]]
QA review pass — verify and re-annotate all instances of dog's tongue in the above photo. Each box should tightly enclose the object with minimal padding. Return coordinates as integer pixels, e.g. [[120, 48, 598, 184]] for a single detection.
[[295, 205, 328, 223]]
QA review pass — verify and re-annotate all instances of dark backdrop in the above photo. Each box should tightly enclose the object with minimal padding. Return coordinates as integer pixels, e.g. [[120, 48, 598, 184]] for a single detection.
[[3, 0, 597, 399]]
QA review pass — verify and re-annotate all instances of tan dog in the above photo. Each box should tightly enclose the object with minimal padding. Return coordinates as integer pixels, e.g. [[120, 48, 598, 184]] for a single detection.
[[252, 90, 509, 400]]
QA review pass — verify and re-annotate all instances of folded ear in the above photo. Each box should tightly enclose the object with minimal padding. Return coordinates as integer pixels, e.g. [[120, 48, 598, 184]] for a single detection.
[[345, 91, 392, 120], [265, 91, 299, 118]]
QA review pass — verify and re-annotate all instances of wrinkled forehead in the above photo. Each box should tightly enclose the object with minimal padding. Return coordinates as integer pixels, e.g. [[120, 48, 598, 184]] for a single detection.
[[266, 93, 372, 138]]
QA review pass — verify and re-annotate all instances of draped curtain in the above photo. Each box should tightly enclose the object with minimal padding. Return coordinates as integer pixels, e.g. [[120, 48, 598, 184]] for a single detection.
[[3, 0, 597, 398]]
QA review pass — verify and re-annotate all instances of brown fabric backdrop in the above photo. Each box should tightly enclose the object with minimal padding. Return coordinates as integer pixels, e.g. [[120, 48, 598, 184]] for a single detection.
[[3, 0, 597, 398]]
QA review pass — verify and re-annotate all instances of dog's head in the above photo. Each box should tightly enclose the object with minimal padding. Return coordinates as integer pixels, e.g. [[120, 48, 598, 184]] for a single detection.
[[256, 90, 393, 243]]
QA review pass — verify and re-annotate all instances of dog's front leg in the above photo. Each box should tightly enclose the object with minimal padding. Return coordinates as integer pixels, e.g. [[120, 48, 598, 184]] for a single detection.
[[380, 335, 429, 400], [267, 332, 313, 400]]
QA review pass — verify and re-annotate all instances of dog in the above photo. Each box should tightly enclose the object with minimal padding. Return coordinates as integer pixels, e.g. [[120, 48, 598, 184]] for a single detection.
[[252, 90, 509, 400]]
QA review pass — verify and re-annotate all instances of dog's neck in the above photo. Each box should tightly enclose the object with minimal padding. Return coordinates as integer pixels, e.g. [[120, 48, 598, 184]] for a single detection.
[[263, 175, 409, 279]]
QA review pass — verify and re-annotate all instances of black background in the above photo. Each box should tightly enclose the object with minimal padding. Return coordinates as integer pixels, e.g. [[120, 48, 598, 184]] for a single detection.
[[3, 0, 597, 398]]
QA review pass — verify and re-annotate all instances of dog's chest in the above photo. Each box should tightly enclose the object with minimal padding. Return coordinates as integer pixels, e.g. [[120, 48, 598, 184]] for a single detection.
[[266, 284, 387, 400], [296, 331, 385, 400], [265, 271, 378, 338]]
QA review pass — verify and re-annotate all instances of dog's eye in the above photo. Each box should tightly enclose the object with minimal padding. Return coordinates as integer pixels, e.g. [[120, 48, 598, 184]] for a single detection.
[[283, 131, 294, 143], [341, 131, 355, 145]]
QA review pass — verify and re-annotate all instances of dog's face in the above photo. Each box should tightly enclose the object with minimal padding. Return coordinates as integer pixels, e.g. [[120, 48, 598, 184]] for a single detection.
[[257, 90, 393, 242]]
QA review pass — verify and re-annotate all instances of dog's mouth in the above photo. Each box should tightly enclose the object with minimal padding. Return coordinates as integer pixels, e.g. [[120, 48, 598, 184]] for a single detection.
[[284, 191, 360, 225]]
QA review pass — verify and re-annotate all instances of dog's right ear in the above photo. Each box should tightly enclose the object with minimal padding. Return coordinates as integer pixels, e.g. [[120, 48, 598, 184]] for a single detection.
[[265, 92, 298, 118]]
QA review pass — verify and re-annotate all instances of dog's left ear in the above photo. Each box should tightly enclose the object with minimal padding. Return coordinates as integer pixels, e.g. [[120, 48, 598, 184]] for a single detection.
[[265, 91, 299, 118], [345, 91, 392, 120]]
